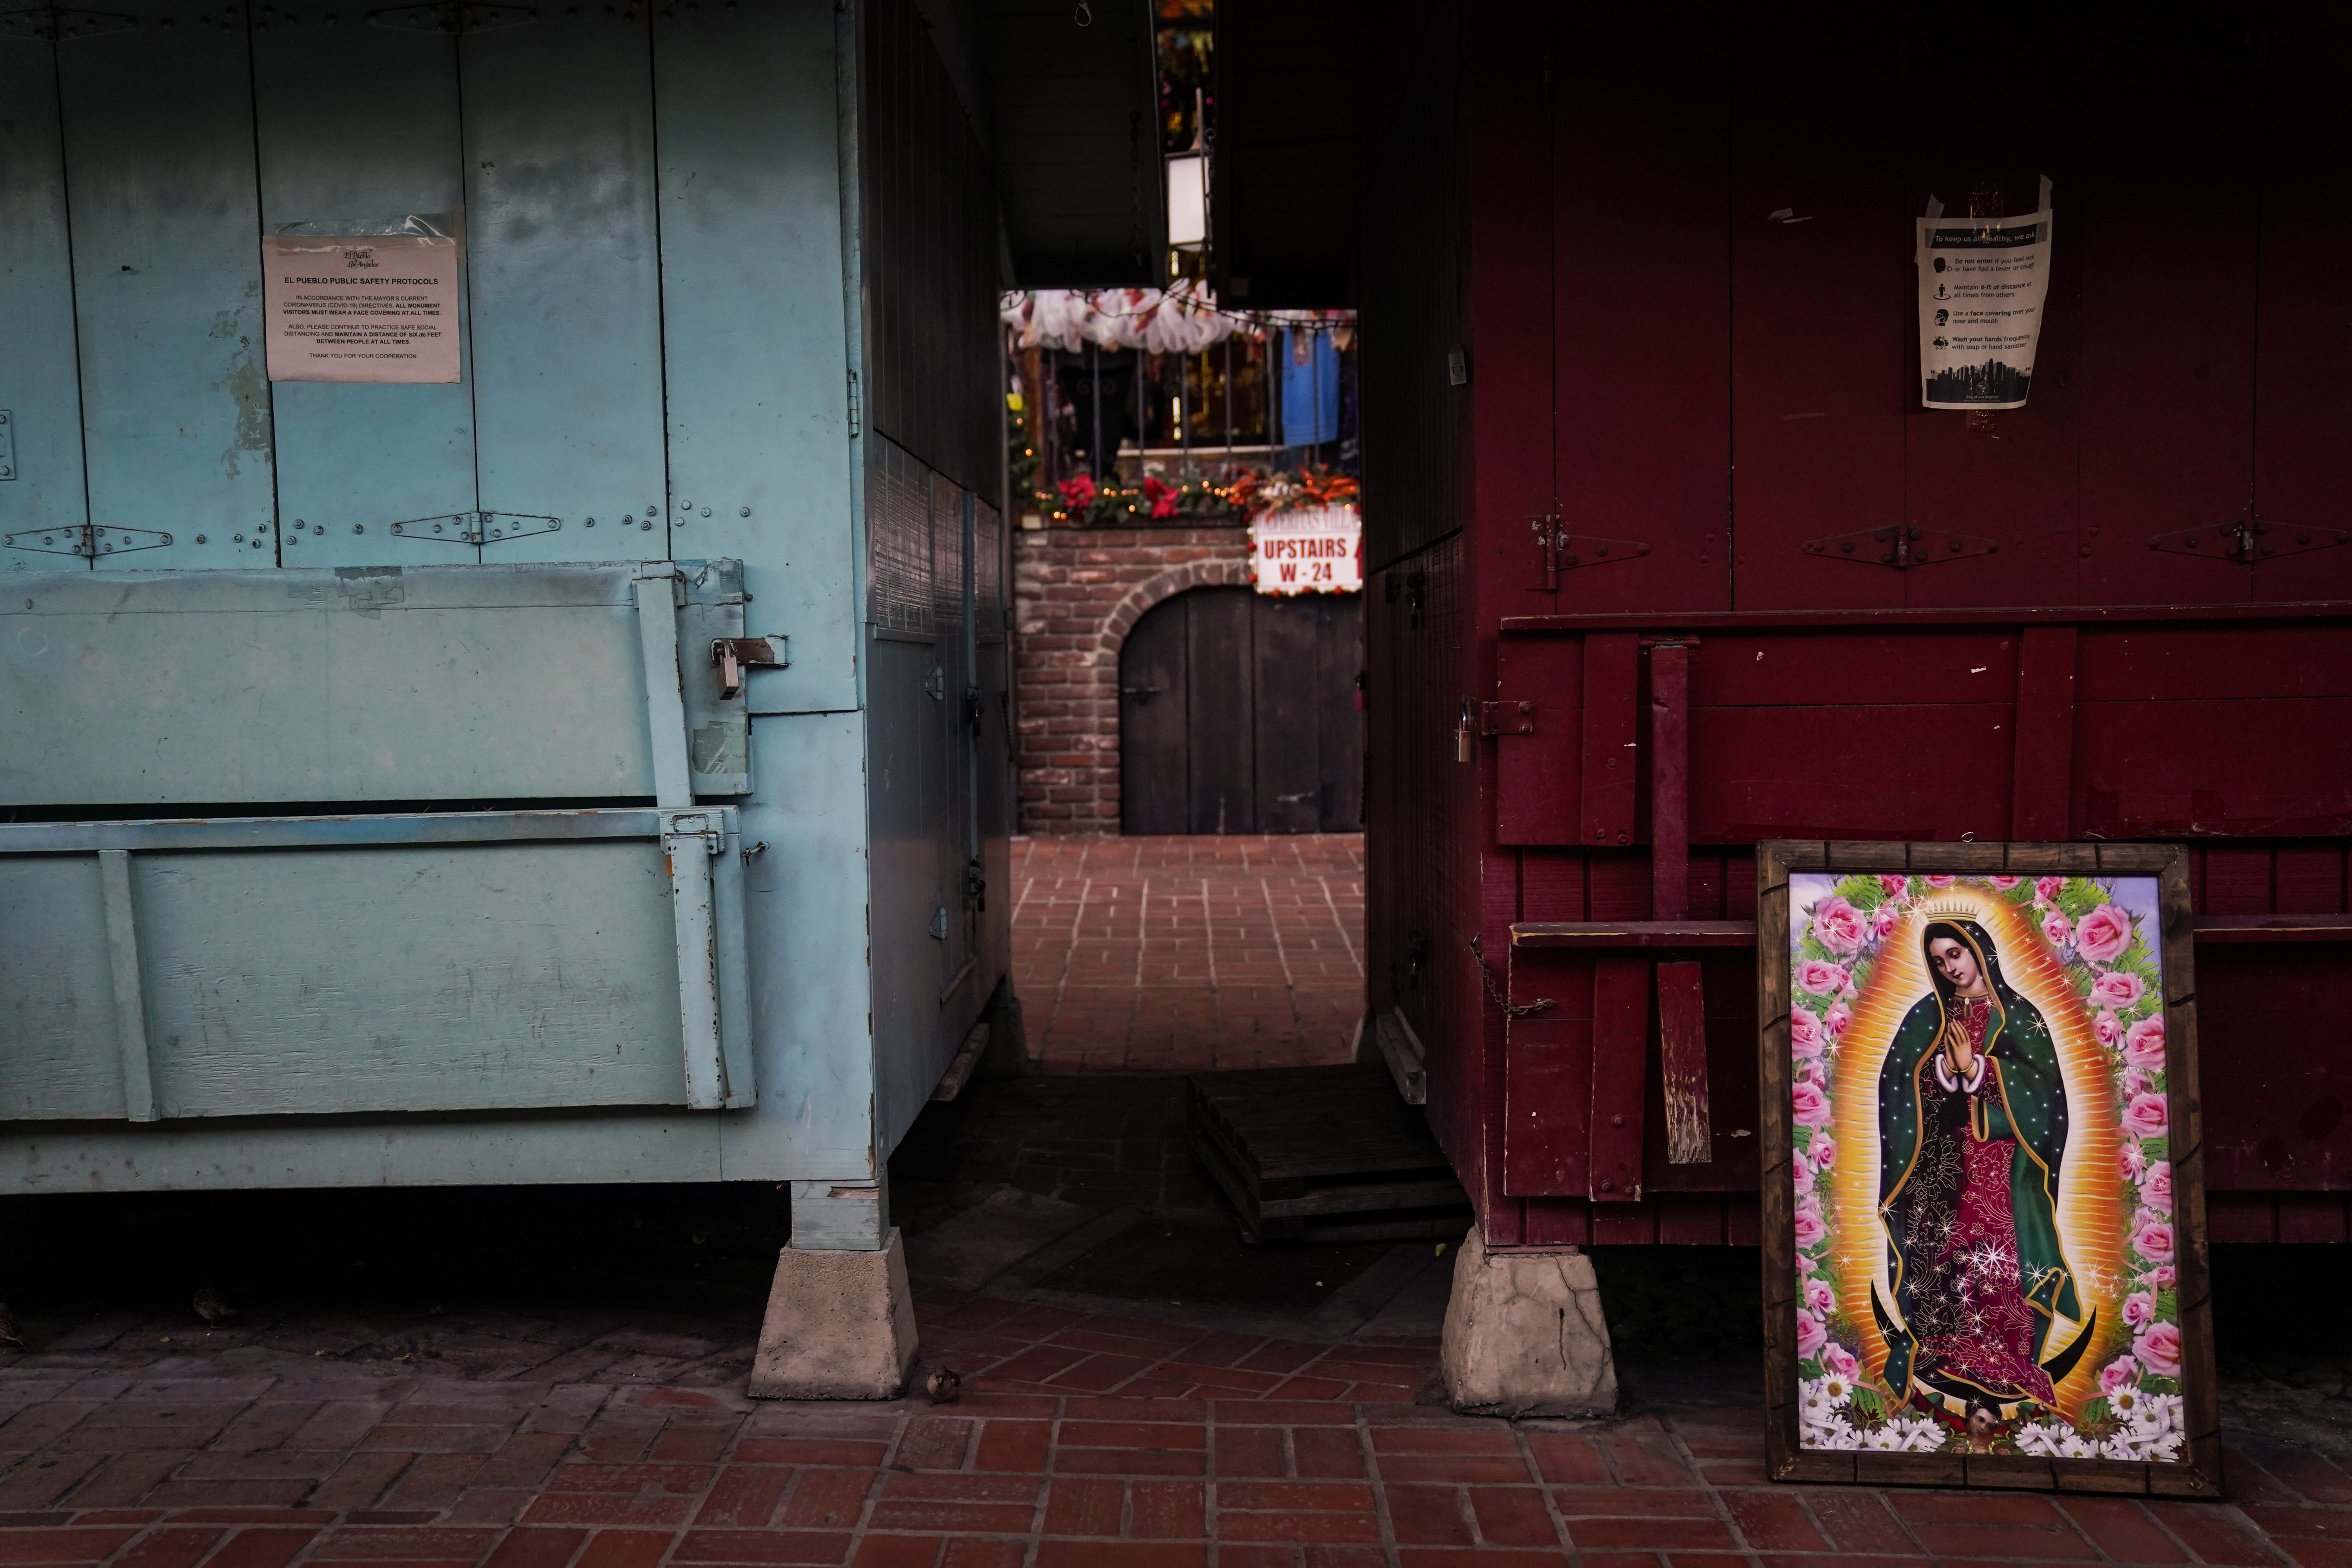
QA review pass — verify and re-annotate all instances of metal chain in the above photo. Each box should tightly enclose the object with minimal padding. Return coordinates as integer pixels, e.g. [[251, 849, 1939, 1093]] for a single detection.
[[1469, 933, 1555, 1019]]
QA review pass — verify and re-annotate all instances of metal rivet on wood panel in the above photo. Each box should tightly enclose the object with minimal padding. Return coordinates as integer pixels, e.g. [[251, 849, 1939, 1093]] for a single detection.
[[740, 507, 750, 517], [353, 524, 363, 533]]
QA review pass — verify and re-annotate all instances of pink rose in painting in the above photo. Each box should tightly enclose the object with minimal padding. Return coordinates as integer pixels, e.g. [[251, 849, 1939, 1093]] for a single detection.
[[1805, 1278, 1834, 1315], [1819, 1342, 1859, 1381], [2042, 910, 2075, 948], [2090, 970, 2145, 1009], [2140, 1162, 2174, 1215], [2125, 1016, 2167, 1071], [2123, 1092, 2170, 1140], [1795, 960, 1850, 998], [2098, 1355, 2141, 1396], [2152, 1265, 2175, 1290], [2122, 1290, 2156, 1329], [1797, 1311, 1826, 1359], [1793, 1196, 1827, 1248], [1922, 875, 1956, 889], [2121, 1140, 2149, 1178], [2035, 876, 2066, 903], [2121, 1066, 2150, 1098], [2132, 1215, 2176, 1264], [1824, 1002, 1852, 1036], [1880, 875, 1909, 898], [1871, 904, 1900, 939], [1809, 1132, 1838, 1171], [1790, 1080, 1833, 1128], [1990, 875, 2023, 891], [1789, 1008, 1824, 1060], [2076, 902, 2137, 964], [1793, 1150, 1811, 1188], [2093, 1009, 2123, 1047], [1811, 897, 1866, 955], [2135, 1322, 2183, 1379]]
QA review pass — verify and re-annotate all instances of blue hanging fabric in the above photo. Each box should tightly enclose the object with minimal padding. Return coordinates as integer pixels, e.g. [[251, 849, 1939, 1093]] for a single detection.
[[1279, 328, 1341, 447]]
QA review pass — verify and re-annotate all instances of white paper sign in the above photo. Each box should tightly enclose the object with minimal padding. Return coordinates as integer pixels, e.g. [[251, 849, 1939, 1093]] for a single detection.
[[1251, 505, 1361, 595], [264, 233, 461, 383], [1916, 192, 2051, 410]]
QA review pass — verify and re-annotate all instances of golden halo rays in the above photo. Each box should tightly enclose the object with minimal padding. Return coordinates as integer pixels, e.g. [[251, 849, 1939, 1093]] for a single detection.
[[1822, 882, 2127, 1425]]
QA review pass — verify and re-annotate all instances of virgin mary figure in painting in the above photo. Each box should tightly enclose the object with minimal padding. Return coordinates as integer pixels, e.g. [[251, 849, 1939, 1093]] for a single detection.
[[1873, 916, 2094, 1434]]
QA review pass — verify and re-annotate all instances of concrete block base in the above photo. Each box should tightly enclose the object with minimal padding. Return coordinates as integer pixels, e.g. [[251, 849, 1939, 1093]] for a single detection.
[[749, 1227, 919, 1400], [1439, 1225, 1617, 1418]]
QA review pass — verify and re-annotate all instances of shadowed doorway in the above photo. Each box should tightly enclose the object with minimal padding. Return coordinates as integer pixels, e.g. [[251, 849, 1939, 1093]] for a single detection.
[[1118, 586, 1362, 834]]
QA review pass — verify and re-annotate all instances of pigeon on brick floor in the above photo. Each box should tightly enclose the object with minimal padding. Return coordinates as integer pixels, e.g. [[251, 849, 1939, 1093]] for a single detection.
[[925, 1366, 961, 1405], [192, 1283, 237, 1324]]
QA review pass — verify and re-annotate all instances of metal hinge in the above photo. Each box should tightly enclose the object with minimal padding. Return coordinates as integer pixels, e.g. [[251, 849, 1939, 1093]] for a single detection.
[[1477, 700, 1534, 737], [0, 7, 138, 41], [846, 368, 862, 437], [1804, 524, 1998, 568], [390, 510, 562, 546], [964, 858, 987, 909], [2148, 516, 2348, 566], [368, 2, 536, 34], [1529, 515, 1648, 590], [711, 636, 787, 699], [0, 410, 15, 480], [4, 523, 170, 558], [923, 665, 946, 701]]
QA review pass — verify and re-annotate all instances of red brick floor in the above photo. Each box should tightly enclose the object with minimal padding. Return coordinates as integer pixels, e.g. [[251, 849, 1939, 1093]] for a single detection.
[[0, 1294, 2331, 1567], [1010, 835, 1366, 1073]]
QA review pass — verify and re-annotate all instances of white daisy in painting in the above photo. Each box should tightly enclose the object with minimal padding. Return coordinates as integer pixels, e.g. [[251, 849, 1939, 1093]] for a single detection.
[[2058, 1432, 2102, 1459], [1895, 1415, 1945, 1452]]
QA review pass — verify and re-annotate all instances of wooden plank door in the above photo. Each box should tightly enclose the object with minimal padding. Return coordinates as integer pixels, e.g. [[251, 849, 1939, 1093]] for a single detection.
[[1119, 586, 1363, 835]]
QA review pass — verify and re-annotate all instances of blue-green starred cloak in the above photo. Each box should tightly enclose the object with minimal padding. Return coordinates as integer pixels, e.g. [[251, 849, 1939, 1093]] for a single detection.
[[1874, 916, 2082, 1410]]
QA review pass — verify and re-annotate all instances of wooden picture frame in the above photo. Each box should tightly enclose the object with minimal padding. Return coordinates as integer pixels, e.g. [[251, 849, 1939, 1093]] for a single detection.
[[1757, 841, 2220, 1496]]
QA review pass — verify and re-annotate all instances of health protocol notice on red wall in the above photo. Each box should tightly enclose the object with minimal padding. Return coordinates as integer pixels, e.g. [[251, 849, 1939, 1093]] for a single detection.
[[263, 233, 461, 383]]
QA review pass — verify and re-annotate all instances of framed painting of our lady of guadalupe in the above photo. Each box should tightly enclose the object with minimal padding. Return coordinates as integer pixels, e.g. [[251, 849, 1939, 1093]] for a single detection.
[[1757, 843, 2220, 1495]]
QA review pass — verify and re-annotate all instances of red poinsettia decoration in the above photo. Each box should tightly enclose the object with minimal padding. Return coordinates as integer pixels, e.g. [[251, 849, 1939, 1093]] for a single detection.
[[1057, 474, 1098, 510], [1141, 476, 1178, 520]]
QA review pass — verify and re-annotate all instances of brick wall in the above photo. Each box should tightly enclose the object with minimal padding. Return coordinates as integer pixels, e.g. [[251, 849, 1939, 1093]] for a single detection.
[[1012, 522, 1255, 833]]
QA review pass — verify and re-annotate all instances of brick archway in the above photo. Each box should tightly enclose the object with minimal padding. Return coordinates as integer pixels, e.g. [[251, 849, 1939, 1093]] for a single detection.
[[1011, 525, 1255, 832], [1096, 558, 1256, 659]]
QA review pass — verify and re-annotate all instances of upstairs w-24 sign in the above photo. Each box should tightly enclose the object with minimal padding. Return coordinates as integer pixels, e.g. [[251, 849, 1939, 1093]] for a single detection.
[[1250, 505, 1362, 595]]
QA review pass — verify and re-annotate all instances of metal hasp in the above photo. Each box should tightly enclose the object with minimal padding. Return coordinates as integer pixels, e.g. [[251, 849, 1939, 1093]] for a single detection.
[[2, 524, 170, 558], [1528, 515, 1648, 590], [712, 636, 787, 700], [1803, 524, 1998, 567], [390, 511, 563, 546], [2148, 515, 2350, 564]]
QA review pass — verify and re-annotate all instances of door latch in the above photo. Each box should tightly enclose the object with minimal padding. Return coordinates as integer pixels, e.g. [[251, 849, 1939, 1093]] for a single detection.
[[1477, 700, 1534, 737], [711, 636, 787, 699], [964, 858, 987, 910], [1529, 514, 1649, 590]]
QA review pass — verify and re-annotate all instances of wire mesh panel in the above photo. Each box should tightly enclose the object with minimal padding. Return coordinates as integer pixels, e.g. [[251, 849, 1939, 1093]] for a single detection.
[[866, 435, 934, 638]]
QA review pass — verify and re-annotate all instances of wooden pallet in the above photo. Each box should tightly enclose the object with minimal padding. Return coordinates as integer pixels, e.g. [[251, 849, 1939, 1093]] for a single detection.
[[1186, 1061, 1472, 1244]]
